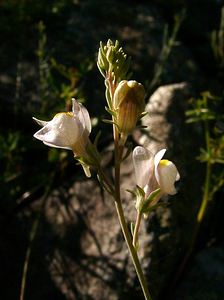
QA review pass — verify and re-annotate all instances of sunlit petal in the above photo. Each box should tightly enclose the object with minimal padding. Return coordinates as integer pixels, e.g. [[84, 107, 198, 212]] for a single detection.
[[114, 80, 126, 108], [33, 113, 80, 149], [156, 160, 179, 195], [154, 149, 166, 171], [72, 98, 91, 134], [32, 117, 48, 127], [33, 100, 93, 177], [133, 146, 153, 189]]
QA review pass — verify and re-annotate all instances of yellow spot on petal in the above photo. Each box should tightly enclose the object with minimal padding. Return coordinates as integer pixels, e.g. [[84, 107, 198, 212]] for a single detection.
[[55, 112, 74, 118], [159, 159, 170, 167], [65, 112, 74, 117]]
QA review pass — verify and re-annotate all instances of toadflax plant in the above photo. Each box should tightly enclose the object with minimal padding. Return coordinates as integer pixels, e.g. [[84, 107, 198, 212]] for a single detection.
[[33, 40, 180, 300]]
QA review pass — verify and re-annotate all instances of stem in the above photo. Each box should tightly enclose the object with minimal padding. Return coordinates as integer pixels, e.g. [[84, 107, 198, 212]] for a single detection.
[[112, 123, 152, 300], [115, 201, 153, 300], [197, 160, 211, 223], [19, 174, 55, 300], [133, 211, 142, 248], [197, 118, 211, 224], [20, 217, 39, 300], [106, 74, 152, 299]]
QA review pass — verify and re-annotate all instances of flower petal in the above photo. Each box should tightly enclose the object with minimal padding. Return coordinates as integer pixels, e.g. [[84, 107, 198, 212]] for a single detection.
[[32, 117, 48, 127], [133, 146, 153, 189], [154, 149, 166, 188], [114, 80, 127, 108], [156, 160, 179, 195], [154, 149, 166, 171], [33, 113, 81, 149], [72, 98, 91, 134]]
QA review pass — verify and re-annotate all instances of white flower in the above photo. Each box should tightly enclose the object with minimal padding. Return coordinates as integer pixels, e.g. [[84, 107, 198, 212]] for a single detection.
[[33, 99, 91, 158], [133, 146, 180, 199]]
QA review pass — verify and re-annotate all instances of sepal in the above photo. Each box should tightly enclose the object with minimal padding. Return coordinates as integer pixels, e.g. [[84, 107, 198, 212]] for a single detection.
[[75, 140, 101, 178], [134, 185, 146, 212], [75, 157, 91, 178], [126, 185, 145, 211]]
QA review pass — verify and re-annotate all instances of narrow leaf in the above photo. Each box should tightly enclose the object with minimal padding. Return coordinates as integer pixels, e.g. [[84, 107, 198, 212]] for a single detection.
[[130, 222, 135, 237], [141, 188, 161, 214]]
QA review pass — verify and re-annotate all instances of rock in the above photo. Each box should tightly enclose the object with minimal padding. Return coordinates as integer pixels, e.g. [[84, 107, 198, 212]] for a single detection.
[[139, 82, 190, 151], [44, 179, 136, 300]]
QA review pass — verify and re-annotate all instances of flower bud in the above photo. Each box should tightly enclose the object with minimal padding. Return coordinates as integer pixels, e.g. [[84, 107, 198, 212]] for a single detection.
[[106, 47, 114, 63], [114, 80, 145, 135]]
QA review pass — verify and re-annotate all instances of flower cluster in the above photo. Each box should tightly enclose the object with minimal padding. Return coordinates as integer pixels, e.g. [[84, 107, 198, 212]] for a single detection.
[[33, 39, 180, 250], [33, 39, 181, 300]]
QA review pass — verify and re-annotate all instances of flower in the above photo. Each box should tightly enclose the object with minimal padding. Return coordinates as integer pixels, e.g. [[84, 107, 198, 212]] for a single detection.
[[132, 146, 180, 208], [113, 80, 145, 136], [33, 99, 92, 176]]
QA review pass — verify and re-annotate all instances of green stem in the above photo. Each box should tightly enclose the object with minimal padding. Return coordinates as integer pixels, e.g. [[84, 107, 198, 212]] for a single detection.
[[115, 201, 153, 300], [113, 124, 152, 300], [197, 161, 211, 223], [106, 75, 152, 299], [197, 118, 211, 224], [19, 174, 55, 300], [20, 217, 39, 300]]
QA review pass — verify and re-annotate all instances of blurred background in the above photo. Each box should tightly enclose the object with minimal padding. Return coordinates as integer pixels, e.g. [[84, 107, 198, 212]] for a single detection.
[[1, 0, 224, 299]]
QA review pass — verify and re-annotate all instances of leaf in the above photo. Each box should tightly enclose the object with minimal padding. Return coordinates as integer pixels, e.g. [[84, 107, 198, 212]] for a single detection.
[[139, 111, 148, 119], [136, 185, 145, 199], [122, 142, 133, 161], [141, 188, 161, 214], [102, 119, 120, 131], [105, 106, 117, 117], [94, 131, 101, 147], [130, 222, 135, 237], [126, 189, 136, 197], [97, 173, 113, 195]]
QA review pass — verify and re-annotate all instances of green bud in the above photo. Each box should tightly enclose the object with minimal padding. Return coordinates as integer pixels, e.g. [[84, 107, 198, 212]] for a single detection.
[[107, 39, 113, 47], [106, 47, 114, 63], [114, 80, 145, 135], [97, 40, 131, 80]]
